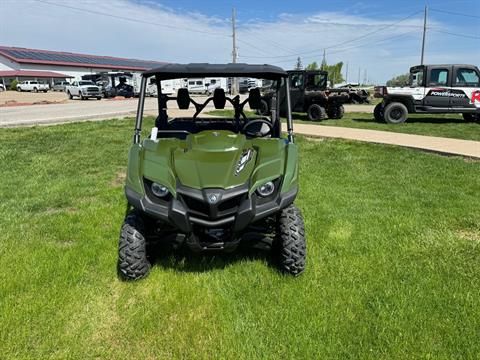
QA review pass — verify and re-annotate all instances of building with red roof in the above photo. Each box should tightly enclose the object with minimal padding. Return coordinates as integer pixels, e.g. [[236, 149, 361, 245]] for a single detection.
[[0, 45, 164, 87]]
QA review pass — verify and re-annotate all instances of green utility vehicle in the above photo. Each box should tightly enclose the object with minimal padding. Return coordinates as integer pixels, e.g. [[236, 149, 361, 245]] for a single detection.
[[259, 70, 349, 121], [118, 63, 306, 280]]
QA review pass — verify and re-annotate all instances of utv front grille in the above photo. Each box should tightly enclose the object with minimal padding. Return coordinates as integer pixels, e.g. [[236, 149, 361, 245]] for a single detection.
[[177, 184, 249, 220], [217, 194, 246, 212], [181, 196, 210, 217]]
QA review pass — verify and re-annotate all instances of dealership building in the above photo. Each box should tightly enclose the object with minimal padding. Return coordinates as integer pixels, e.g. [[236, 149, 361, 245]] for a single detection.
[[0, 45, 163, 87]]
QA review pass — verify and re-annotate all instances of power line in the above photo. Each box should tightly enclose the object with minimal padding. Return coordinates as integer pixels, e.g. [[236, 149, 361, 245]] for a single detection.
[[282, 20, 424, 31], [34, 0, 230, 38], [237, 39, 272, 57], [234, 9, 424, 60], [240, 30, 419, 63], [429, 29, 480, 40], [305, 10, 424, 53], [430, 8, 480, 20]]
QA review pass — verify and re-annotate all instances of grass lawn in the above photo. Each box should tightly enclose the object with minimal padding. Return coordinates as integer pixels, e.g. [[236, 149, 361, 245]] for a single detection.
[[207, 109, 480, 141], [1, 118, 479, 359]]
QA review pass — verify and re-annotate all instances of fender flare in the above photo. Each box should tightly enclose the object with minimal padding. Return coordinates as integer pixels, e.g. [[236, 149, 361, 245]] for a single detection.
[[384, 95, 415, 113]]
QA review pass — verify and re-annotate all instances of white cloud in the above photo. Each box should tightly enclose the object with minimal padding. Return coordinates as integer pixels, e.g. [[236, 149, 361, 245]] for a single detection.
[[0, 0, 478, 83]]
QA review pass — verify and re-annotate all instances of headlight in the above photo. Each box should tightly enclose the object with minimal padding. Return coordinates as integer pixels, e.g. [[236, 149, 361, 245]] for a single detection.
[[151, 183, 169, 197], [256, 181, 275, 197]]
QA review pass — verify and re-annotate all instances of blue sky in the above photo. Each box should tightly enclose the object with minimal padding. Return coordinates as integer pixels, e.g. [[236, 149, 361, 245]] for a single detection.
[[1, 0, 479, 82]]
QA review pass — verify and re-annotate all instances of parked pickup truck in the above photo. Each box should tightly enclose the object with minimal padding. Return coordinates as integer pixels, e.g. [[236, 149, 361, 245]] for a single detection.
[[66, 80, 102, 100], [16, 81, 49, 93], [374, 64, 480, 123], [52, 81, 70, 92]]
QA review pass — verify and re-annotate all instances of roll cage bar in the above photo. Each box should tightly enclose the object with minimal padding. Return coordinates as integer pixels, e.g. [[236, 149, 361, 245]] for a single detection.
[[134, 64, 295, 144]]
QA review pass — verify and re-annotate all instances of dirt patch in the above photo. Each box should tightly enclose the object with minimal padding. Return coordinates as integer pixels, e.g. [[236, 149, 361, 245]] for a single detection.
[[463, 157, 480, 163], [105, 97, 136, 101], [0, 99, 68, 107], [55, 239, 76, 248], [456, 229, 480, 242], [0, 90, 70, 106], [111, 170, 126, 187], [43, 207, 78, 215]]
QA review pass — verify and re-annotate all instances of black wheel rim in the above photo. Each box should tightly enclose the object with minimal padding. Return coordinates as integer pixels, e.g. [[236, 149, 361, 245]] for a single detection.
[[391, 108, 403, 120]]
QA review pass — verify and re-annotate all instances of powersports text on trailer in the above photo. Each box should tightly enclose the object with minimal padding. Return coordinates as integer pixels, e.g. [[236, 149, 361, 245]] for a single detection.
[[374, 64, 480, 124], [118, 63, 306, 280]]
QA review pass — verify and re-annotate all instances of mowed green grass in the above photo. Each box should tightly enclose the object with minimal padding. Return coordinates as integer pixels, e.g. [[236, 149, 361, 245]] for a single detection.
[[208, 109, 480, 141], [0, 118, 479, 359]]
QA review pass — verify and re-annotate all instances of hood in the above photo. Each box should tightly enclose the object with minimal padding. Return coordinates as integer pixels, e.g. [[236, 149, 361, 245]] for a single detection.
[[173, 131, 256, 189]]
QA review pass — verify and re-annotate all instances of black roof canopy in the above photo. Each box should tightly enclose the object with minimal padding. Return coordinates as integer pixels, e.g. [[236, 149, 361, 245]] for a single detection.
[[143, 63, 287, 80]]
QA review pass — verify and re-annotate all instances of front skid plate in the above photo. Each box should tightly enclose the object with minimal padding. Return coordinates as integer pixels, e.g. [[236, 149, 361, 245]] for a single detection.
[[125, 185, 297, 234]]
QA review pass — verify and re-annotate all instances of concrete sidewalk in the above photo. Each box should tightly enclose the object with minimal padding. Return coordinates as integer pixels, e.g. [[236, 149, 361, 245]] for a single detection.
[[285, 123, 480, 159]]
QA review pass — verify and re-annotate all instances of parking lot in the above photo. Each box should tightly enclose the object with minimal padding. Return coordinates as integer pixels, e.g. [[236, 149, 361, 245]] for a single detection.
[[0, 90, 375, 127]]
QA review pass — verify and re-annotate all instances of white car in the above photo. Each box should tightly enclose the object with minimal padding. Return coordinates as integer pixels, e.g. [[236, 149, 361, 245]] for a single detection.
[[0, 84, 5, 92], [65, 80, 102, 100], [16, 80, 49, 93]]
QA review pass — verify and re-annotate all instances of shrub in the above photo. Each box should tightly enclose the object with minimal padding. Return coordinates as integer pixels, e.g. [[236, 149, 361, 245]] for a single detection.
[[9, 79, 19, 91]]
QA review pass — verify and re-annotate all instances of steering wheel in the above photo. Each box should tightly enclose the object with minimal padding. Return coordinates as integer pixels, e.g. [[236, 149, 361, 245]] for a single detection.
[[242, 119, 274, 138]]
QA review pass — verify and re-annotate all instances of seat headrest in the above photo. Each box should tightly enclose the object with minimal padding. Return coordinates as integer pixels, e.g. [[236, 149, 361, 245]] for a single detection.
[[213, 88, 226, 109], [248, 88, 262, 110], [177, 88, 190, 109]]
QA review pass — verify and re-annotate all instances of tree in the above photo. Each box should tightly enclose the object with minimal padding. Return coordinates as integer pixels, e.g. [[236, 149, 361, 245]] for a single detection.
[[386, 73, 410, 87], [294, 57, 303, 70], [323, 62, 344, 87], [306, 61, 345, 86]]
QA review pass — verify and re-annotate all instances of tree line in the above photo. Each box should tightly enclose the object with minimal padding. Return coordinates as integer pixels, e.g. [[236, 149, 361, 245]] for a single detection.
[[294, 57, 345, 86]]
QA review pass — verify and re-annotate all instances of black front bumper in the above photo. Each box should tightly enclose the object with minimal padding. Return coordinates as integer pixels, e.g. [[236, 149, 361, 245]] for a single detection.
[[125, 183, 297, 233]]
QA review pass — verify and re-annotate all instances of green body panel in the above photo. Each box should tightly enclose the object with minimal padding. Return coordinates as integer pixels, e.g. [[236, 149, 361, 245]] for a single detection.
[[280, 143, 299, 193], [126, 130, 298, 196], [173, 131, 256, 189], [125, 144, 144, 194]]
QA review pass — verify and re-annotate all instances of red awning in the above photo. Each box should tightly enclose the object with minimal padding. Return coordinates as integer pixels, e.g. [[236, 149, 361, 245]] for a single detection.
[[0, 70, 73, 78]]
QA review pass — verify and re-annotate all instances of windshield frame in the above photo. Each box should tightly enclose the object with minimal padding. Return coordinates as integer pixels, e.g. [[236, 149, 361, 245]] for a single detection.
[[133, 71, 294, 144]]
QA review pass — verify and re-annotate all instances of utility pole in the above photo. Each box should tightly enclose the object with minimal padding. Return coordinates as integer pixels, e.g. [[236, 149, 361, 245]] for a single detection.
[[321, 49, 327, 70], [231, 7, 238, 95], [358, 68, 361, 85], [345, 62, 349, 84], [421, 5, 428, 65]]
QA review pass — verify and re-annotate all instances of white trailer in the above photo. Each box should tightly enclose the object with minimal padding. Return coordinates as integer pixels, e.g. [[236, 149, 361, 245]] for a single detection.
[[205, 77, 228, 94], [187, 78, 207, 94], [145, 78, 185, 96]]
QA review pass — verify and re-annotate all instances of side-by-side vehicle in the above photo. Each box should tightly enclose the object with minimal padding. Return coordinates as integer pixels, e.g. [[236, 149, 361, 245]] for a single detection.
[[118, 63, 307, 280]]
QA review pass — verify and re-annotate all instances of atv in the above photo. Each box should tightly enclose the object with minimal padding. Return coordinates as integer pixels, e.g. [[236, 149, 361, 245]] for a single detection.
[[118, 63, 306, 280], [259, 69, 349, 121], [374, 64, 480, 124]]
